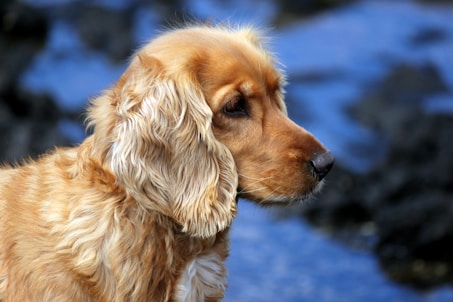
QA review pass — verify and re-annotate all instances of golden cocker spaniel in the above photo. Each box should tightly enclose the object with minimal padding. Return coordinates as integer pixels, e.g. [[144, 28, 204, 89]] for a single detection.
[[0, 25, 334, 301]]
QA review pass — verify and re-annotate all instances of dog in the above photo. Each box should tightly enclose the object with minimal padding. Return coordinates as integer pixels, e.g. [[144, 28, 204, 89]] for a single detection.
[[0, 25, 334, 301]]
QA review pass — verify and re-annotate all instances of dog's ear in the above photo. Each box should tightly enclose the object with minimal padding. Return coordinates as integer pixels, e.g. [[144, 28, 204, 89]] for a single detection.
[[94, 55, 238, 238]]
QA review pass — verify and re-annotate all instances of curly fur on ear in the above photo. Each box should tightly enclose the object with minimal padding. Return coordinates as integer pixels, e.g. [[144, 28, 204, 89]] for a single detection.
[[87, 55, 238, 238]]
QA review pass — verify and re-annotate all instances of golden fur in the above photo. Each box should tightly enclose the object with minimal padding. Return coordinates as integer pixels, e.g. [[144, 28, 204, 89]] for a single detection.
[[0, 25, 331, 301]]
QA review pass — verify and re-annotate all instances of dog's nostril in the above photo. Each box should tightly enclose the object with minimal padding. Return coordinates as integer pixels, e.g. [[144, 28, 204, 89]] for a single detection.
[[309, 151, 334, 180]]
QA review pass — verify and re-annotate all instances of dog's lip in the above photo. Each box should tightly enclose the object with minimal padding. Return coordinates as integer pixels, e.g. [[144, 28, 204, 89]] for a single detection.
[[236, 192, 310, 205], [236, 180, 324, 205]]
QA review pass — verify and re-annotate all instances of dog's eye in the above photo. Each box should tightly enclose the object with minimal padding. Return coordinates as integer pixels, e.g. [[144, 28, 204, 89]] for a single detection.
[[222, 95, 248, 117]]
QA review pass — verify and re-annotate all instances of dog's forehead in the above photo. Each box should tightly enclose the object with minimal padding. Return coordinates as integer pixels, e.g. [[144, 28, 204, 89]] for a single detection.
[[197, 34, 281, 92], [147, 27, 280, 80], [140, 27, 284, 102]]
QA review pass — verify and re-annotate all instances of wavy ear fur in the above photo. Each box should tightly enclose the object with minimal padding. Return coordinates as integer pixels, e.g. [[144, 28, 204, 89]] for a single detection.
[[88, 55, 238, 238]]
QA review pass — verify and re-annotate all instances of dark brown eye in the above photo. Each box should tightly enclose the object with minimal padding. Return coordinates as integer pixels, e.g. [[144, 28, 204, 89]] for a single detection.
[[222, 95, 248, 117]]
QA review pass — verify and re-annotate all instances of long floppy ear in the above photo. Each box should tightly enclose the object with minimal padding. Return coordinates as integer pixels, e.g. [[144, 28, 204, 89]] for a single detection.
[[90, 55, 238, 238]]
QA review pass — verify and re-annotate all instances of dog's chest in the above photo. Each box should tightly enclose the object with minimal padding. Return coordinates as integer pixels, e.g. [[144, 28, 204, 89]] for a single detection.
[[174, 252, 226, 302]]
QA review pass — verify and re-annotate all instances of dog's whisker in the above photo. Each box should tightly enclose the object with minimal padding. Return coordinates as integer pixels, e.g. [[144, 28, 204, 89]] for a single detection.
[[238, 174, 273, 188], [258, 186, 283, 205], [238, 173, 271, 181], [237, 174, 286, 203], [238, 186, 268, 195], [237, 178, 272, 196]]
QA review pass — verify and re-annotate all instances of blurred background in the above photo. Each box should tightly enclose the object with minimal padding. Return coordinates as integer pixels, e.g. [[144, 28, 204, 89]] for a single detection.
[[1, 0, 453, 301]]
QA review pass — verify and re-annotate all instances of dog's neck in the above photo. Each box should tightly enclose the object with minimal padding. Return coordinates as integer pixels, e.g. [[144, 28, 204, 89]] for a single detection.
[[56, 143, 228, 300]]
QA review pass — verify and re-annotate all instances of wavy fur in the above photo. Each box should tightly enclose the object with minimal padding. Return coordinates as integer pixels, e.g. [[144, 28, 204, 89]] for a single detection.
[[0, 24, 330, 301]]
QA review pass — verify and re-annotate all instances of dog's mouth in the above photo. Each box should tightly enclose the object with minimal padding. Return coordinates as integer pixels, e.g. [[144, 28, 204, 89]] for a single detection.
[[236, 179, 325, 206]]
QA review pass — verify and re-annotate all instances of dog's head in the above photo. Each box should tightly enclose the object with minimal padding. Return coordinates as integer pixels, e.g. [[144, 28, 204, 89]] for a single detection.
[[87, 25, 333, 238]]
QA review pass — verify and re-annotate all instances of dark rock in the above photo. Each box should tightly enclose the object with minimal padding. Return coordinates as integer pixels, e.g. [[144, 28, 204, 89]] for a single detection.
[[68, 4, 134, 62], [301, 165, 372, 228], [0, 1, 48, 94], [275, 0, 356, 25], [0, 87, 73, 164], [369, 113, 453, 288], [410, 27, 449, 46], [1, 1, 48, 40], [417, 0, 453, 3], [351, 63, 449, 133]]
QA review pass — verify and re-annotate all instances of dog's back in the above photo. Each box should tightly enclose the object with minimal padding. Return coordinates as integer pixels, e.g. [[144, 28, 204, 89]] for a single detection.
[[0, 149, 97, 301]]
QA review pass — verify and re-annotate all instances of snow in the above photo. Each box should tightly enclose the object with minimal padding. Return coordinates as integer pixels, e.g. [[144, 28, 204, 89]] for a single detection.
[[225, 201, 453, 302]]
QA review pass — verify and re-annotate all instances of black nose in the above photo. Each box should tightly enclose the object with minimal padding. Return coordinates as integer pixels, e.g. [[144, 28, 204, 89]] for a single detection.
[[309, 151, 334, 180]]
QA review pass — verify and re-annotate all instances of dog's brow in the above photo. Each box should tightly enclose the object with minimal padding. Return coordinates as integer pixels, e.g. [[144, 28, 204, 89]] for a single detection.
[[239, 82, 253, 96], [211, 84, 238, 106]]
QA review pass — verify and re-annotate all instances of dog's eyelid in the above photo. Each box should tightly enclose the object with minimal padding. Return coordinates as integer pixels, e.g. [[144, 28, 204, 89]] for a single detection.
[[222, 94, 249, 117]]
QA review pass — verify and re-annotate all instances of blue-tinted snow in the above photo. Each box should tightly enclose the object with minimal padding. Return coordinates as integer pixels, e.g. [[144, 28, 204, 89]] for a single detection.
[[20, 20, 125, 112], [225, 202, 453, 302], [182, 0, 277, 27]]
